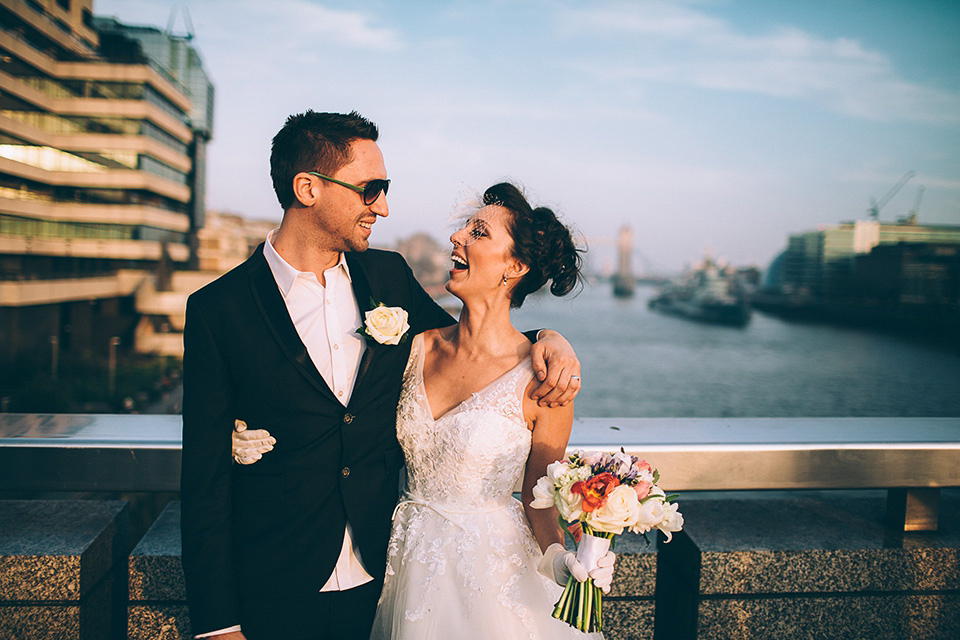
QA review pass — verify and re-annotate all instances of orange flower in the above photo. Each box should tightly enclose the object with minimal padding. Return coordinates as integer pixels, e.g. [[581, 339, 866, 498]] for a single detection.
[[571, 472, 620, 513]]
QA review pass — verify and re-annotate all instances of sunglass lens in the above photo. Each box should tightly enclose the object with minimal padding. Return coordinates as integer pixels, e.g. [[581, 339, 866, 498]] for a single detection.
[[364, 180, 389, 205]]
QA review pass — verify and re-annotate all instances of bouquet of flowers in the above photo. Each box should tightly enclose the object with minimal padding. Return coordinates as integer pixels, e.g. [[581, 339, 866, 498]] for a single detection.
[[530, 449, 683, 633]]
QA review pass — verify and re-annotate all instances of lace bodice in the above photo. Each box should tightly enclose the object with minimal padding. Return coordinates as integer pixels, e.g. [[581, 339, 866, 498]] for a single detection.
[[395, 332, 534, 512]]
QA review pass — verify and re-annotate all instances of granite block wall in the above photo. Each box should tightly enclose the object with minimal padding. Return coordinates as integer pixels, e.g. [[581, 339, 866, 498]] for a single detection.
[[128, 501, 191, 640], [657, 490, 960, 640], [0, 499, 129, 640], [603, 531, 659, 640]]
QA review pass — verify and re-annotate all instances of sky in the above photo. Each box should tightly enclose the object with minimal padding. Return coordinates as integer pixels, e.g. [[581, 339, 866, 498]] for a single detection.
[[93, 0, 960, 275]]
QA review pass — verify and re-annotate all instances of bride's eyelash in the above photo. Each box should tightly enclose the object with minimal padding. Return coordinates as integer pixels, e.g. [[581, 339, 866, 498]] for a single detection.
[[469, 220, 489, 240]]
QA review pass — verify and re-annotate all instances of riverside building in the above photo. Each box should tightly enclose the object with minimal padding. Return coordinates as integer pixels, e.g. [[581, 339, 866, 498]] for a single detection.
[[0, 0, 214, 364], [775, 218, 960, 303], [760, 215, 960, 339]]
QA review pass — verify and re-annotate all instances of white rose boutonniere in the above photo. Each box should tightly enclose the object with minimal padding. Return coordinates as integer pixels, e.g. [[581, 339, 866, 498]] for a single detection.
[[358, 301, 410, 345]]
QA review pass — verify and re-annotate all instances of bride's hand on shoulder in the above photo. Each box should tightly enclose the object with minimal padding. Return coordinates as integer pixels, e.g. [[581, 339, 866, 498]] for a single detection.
[[231, 419, 275, 465], [528, 329, 581, 407]]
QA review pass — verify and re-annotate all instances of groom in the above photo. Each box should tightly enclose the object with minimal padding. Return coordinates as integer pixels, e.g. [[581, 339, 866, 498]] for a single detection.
[[180, 110, 582, 640]]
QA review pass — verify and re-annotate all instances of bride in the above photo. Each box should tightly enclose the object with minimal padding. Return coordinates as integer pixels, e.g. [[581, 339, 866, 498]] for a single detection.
[[235, 182, 614, 638]]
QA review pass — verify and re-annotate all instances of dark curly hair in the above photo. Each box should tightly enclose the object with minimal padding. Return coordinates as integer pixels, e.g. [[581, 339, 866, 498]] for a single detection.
[[482, 182, 583, 308], [270, 110, 379, 210]]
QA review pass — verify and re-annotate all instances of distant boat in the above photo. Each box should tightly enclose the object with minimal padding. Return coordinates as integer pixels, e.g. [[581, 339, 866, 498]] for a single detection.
[[648, 257, 751, 327]]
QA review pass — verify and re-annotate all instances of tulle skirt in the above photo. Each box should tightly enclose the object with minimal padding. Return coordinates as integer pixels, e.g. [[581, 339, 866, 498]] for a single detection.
[[369, 497, 602, 640]]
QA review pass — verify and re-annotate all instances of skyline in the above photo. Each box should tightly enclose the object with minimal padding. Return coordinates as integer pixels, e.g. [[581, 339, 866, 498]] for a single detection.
[[95, 0, 960, 274]]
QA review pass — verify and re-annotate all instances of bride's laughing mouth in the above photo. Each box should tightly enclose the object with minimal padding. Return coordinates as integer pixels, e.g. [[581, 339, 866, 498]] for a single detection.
[[451, 253, 468, 272]]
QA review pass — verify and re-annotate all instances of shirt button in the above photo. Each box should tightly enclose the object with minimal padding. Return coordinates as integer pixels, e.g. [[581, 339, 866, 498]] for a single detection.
[[341, 467, 350, 478], [337, 390, 343, 397], [343, 413, 354, 424], [333, 344, 339, 350]]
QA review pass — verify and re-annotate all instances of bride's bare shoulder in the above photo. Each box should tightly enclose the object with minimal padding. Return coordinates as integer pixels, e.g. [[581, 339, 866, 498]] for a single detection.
[[419, 326, 455, 352]]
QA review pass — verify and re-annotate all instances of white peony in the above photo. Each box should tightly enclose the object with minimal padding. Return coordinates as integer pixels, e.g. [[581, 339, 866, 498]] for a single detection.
[[631, 497, 665, 535], [656, 502, 684, 542], [555, 481, 584, 522], [530, 475, 556, 509], [585, 484, 641, 535], [546, 460, 571, 484], [363, 305, 409, 345]]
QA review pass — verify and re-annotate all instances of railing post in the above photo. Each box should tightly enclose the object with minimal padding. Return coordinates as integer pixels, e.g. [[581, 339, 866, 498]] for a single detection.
[[886, 487, 940, 532]]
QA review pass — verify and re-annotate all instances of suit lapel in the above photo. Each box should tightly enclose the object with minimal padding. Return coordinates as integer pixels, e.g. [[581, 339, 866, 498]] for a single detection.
[[347, 252, 378, 395], [246, 245, 337, 401]]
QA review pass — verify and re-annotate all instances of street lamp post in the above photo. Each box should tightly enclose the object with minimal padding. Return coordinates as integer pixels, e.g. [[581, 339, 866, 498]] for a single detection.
[[50, 335, 59, 381], [108, 337, 120, 397]]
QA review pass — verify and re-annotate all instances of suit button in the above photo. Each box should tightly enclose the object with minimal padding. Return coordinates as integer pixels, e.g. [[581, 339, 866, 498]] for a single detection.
[[343, 413, 354, 424], [342, 467, 350, 478]]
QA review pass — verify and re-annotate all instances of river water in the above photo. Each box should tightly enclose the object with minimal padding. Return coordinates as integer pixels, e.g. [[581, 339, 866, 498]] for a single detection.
[[507, 283, 960, 419]]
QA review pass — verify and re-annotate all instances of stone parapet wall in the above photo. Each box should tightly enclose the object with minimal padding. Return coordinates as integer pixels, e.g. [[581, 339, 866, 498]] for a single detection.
[[1, 492, 958, 638], [657, 490, 960, 639], [0, 500, 129, 640]]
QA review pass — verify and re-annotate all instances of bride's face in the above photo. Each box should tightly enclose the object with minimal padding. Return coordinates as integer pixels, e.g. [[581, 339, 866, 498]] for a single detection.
[[447, 205, 521, 300]]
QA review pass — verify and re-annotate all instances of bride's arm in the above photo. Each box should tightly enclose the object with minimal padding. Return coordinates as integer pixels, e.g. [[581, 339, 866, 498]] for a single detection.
[[521, 393, 617, 592], [521, 397, 574, 551]]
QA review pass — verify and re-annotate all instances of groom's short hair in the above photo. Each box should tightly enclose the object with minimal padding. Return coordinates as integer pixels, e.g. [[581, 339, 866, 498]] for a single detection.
[[270, 110, 380, 210]]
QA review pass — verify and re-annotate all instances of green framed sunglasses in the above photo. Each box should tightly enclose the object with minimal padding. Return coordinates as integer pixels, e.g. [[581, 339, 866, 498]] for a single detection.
[[308, 171, 390, 205]]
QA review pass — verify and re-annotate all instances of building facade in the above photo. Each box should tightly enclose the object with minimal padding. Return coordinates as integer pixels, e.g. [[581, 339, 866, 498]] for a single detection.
[[777, 218, 960, 302], [0, 0, 213, 364]]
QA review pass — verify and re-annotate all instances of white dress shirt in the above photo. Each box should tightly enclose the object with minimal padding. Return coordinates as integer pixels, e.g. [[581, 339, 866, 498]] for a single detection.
[[198, 232, 374, 638]]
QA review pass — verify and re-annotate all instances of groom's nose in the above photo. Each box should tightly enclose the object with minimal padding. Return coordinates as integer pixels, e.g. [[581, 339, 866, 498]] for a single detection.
[[370, 193, 389, 218]]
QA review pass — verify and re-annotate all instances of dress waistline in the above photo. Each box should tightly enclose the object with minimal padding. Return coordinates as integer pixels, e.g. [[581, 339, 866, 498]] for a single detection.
[[392, 493, 510, 529]]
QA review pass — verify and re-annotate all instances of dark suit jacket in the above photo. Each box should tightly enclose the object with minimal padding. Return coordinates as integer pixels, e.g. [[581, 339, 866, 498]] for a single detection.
[[180, 245, 453, 635]]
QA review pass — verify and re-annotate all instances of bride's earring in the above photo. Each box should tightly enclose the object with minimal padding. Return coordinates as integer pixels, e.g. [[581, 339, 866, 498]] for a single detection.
[[501, 275, 508, 286]]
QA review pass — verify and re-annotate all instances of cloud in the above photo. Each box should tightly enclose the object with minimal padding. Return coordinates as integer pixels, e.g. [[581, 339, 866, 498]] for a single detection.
[[273, 1, 403, 52], [557, 1, 960, 125]]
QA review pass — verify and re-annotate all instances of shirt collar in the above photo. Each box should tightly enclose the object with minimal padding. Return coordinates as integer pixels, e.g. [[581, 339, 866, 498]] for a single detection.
[[263, 229, 353, 297]]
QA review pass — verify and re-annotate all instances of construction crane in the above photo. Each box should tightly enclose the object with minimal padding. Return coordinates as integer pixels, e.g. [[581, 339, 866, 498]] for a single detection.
[[867, 170, 915, 220], [166, 5, 195, 40], [898, 185, 925, 225]]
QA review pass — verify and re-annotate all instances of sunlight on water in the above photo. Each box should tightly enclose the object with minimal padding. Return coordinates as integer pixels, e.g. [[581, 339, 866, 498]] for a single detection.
[[511, 283, 960, 419]]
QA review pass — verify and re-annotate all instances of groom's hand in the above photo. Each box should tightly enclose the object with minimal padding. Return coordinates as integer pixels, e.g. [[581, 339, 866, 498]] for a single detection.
[[529, 329, 581, 407]]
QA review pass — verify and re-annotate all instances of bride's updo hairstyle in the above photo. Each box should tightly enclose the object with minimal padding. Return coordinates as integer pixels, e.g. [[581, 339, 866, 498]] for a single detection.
[[482, 182, 583, 308]]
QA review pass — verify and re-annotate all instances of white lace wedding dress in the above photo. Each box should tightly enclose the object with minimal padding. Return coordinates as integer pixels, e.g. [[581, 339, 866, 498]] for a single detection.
[[370, 333, 603, 639]]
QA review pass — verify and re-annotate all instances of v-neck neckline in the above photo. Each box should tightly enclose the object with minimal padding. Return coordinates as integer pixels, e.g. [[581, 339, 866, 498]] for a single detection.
[[413, 333, 531, 423]]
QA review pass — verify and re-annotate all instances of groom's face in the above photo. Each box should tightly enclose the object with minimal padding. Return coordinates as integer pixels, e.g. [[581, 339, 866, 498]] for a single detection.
[[312, 138, 390, 253]]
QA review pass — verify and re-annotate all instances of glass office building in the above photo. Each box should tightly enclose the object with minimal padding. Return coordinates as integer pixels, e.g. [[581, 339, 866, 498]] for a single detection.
[[0, 0, 214, 361]]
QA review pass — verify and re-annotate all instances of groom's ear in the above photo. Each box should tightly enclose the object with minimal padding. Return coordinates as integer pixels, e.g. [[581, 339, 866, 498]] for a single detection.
[[292, 172, 320, 207]]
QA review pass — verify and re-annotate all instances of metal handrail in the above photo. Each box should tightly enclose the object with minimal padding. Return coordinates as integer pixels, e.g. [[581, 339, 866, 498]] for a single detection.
[[2, 414, 958, 530]]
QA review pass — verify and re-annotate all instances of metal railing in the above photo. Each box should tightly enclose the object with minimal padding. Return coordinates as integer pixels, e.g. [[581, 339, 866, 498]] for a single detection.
[[2, 414, 958, 530]]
